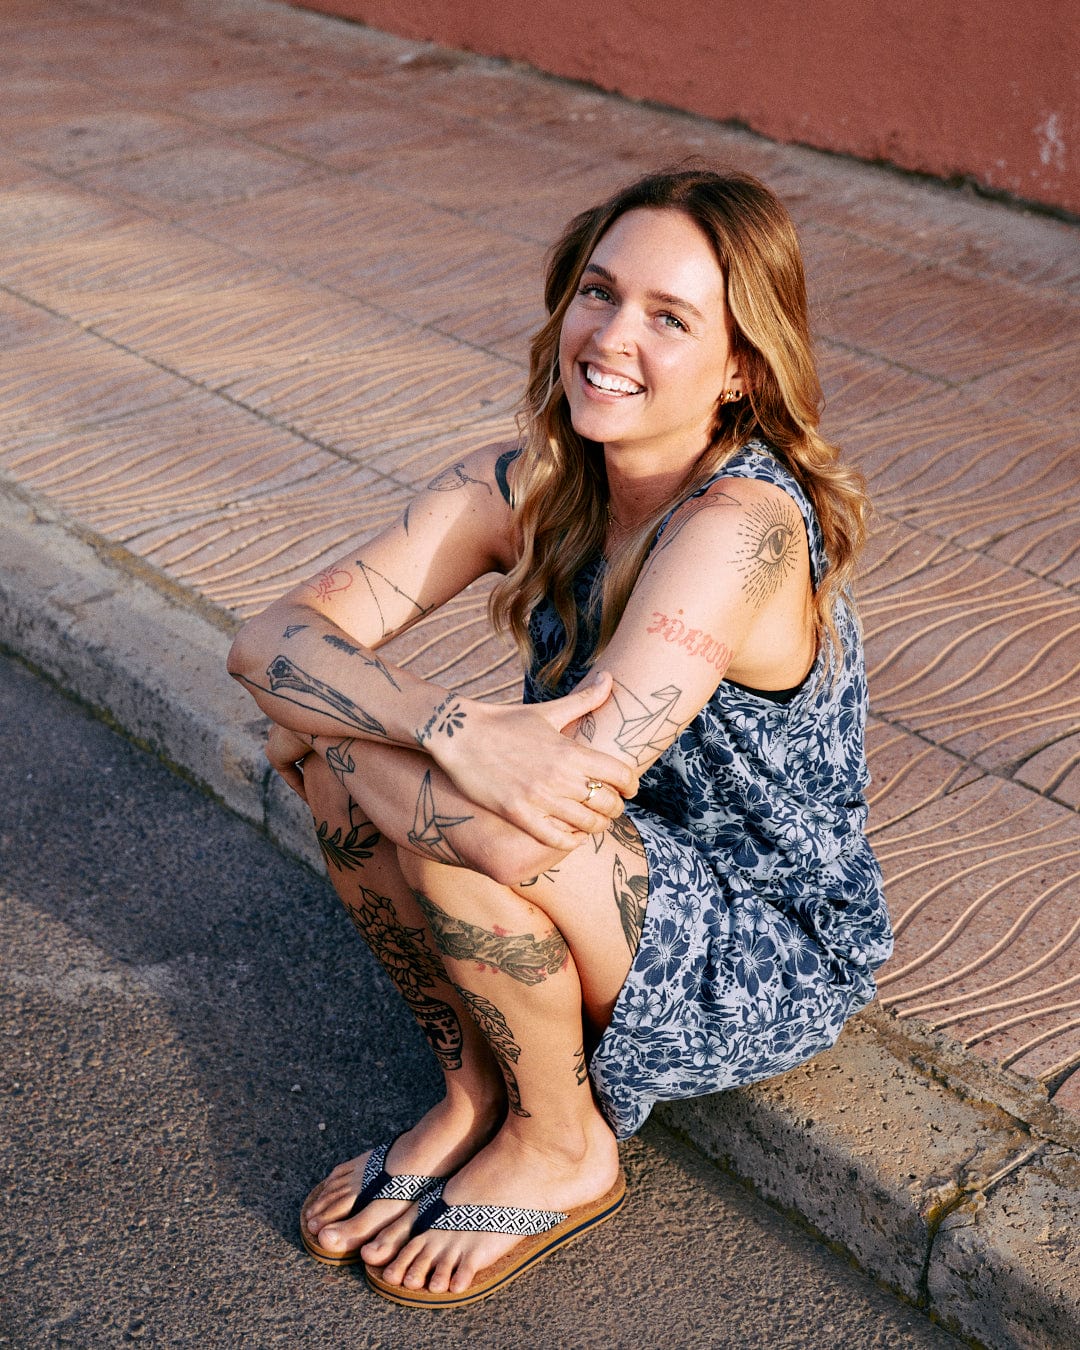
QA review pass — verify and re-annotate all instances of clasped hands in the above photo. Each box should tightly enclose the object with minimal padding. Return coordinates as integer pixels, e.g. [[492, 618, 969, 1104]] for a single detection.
[[264, 670, 635, 852]]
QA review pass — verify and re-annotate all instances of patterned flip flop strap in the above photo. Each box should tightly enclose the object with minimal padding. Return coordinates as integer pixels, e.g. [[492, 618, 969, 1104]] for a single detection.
[[346, 1140, 444, 1218], [412, 1183, 568, 1238]]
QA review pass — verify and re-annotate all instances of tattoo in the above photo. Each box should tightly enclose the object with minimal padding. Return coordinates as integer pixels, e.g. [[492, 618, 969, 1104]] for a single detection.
[[407, 771, 471, 865], [304, 565, 353, 600], [573, 1045, 588, 1087], [612, 853, 649, 954], [646, 610, 733, 674], [518, 868, 559, 886], [413, 891, 568, 985], [354, 560, 430, 640], [608, 813, 647, 857], [325, 736, 357, 785], [261, 655, 388, 737], [346, 886, 463, 1071], [415, 693, 465, 747], [455, 988, 529, 1117], [578, 710, 596, 742], [321, 632, 401, 690], [735, 497, 801, 605], [315, 801, 381, 871], [609, 679, 682, 766], [402, 500, 412, 534], [494, 445, 522, 506], [283, 624, 308, 639], [427, 462, 492, 494], [639, 490, 739, 580]]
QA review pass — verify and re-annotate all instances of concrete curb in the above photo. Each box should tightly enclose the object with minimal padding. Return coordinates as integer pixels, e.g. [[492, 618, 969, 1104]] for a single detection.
[[3, 479, 1078, 1348]]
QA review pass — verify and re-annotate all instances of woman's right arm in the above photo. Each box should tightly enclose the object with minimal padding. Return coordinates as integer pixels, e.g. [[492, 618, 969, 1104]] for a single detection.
[[228, 443, 636, 851]]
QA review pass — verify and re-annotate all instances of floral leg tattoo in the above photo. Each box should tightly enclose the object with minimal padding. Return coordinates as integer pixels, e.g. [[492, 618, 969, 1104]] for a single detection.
[[314, 799, 382, 872], [413, 890, 568, 985], [344, 885, 464, 1072]]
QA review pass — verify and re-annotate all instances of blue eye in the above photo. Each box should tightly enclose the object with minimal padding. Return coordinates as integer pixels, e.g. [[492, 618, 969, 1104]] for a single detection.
[[661, 312, 687, 331], [579, 283, 612, 302]]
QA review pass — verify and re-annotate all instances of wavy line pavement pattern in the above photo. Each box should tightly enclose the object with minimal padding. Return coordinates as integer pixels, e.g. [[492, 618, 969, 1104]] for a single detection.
[[1, 0, 1078, 1128]]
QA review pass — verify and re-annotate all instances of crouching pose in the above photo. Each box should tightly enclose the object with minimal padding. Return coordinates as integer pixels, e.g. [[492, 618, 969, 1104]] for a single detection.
[[228, 166, 893, 1308]]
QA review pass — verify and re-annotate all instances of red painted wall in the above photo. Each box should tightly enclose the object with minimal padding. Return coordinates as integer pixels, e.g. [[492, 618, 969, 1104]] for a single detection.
[[289, 0, 1079, 217]]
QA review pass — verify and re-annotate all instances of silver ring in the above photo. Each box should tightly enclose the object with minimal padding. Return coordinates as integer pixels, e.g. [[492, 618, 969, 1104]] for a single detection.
[[582, 779, 604, 805]]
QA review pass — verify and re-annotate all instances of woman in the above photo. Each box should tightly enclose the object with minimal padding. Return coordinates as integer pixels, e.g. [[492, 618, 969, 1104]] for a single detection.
[[228, 166, 892, 1308]]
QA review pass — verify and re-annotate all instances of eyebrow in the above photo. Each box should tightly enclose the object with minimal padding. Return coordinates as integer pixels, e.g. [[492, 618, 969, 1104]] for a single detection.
[[582, 262, 707, 323]]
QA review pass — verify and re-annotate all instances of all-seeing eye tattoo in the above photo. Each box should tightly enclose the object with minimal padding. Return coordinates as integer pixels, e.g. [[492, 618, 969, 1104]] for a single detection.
[[735, 498, 802, 605]]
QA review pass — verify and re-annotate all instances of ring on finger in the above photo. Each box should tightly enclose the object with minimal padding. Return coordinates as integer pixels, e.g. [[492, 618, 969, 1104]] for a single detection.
[[582, 778, 604, 805]]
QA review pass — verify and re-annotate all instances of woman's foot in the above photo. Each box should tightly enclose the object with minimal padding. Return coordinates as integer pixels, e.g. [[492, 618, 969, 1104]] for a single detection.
[[362, 1112, 621, 1295], [300, 1095, 500, 1262]]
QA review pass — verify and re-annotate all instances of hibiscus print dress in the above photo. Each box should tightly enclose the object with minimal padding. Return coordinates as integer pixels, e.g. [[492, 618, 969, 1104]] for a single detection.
[[524, 441, 893, 1139]]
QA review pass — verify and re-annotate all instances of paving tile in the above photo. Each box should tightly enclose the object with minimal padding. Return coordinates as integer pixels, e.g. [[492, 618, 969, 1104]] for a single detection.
[[817, 263, 1080, 384], [0, 391, 334, 536], [171, 72, 355, 129], [0, 328, 190, 441], [845, 392, 1080, 572], [0, 221, 270, 331], [6, 109, 197, 175], [964, 349, 1080, 431], [0, 176, 142, 252], [127, 460, 413, 618], [1014, 739, 1080, 811], [68, 137, 328, 216], [817, 346, 947, 436], [248, 100, 476, 172], [871, 775, 1080, 1085], [858, 522, 1080, 775], [799, 223, 924, 309]]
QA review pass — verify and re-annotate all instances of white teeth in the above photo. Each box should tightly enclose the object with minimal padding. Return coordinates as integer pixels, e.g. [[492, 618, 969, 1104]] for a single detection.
[[585, 364, 643, 395]]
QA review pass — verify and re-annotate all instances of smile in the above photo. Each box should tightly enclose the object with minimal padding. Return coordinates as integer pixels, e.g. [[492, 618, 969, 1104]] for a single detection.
[[584, 364, 644, 396]]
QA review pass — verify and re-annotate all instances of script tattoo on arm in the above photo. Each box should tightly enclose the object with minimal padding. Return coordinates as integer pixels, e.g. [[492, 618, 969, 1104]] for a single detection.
[[315, 799, 381, 872], [612, 854, 648, 954], [321, 632, 401, 690], [453, 987, 530, 1116], [413, 891, 568, 985], [427, 462, 493, 494], [345, 886, 463, 1072], [406, 770, 471, 865], [255, 655, 388, 738], [415, 693, 466, 747], [735, 497, 802, 606], [646, 610, 733, 675]]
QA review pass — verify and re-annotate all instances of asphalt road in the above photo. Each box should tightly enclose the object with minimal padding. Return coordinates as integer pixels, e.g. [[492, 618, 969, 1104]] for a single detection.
[[0, 649, 961, 1349]]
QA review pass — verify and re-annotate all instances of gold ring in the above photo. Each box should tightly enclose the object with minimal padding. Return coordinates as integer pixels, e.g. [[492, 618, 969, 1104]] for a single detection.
[[582, 779, 604, 805]]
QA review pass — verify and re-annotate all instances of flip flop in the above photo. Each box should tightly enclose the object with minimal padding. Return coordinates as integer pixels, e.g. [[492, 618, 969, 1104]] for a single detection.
[[364, 1168, 627, 1308], [299, 1137, 448, 1266]]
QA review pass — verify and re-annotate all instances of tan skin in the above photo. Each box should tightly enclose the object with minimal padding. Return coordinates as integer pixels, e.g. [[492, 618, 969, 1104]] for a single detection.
[[228, 207, 814, 1295]]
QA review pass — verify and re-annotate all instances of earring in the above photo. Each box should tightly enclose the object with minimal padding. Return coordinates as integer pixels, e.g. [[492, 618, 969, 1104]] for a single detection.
[[719, 389, 742, 404]]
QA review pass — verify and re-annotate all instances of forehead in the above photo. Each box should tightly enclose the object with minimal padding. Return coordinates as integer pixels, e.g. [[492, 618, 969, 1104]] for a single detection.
[[585, 208, 726, 310]]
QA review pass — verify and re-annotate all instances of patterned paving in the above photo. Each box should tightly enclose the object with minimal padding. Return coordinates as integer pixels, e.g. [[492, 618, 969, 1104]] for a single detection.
[[2, 0, 1078, 1115]]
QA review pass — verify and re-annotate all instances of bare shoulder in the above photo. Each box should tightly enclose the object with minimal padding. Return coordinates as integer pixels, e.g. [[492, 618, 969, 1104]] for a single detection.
[[406, 440, 520, 568], [643, 474, 809, 608]]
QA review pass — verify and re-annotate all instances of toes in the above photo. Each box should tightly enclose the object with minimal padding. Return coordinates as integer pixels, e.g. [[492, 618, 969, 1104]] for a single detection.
[[360, 1210, 415, 1268]]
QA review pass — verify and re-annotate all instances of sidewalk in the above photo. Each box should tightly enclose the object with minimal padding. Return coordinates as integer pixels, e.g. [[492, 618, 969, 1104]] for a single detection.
[[1, 0, 1077, 1344]]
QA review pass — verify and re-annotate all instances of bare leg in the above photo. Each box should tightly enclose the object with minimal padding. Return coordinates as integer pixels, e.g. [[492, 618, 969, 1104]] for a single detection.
[[299, 754, 504, 1259], [362, 850, 631, 1295]]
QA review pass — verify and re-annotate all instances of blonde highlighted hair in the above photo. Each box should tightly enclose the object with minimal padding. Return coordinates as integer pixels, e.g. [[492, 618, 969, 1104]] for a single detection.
[[490, 165, 870, 689]]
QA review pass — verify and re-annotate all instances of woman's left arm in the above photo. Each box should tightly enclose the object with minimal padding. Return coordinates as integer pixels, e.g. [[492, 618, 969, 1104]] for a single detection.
[[576, 478, 815, 775]]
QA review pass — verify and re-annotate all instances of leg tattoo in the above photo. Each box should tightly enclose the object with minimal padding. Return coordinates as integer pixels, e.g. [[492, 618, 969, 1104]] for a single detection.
[[454, 988, 530, 1118], [346, 886, 464, 1072], [612, 854, 648, 955], [413, 890, 568, 985]]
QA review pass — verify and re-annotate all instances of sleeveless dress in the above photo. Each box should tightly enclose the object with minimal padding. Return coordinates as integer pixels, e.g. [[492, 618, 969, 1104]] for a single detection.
[[523, 440, 893, 1139]]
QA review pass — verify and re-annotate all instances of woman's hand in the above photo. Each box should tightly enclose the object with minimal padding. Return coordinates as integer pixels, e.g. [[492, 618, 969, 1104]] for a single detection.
[[426, 671, 638, 849], [266, 723, 315, 801]]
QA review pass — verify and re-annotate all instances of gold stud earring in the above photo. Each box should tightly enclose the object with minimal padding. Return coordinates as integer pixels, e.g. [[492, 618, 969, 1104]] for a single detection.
[[719, 389, 742, 405]]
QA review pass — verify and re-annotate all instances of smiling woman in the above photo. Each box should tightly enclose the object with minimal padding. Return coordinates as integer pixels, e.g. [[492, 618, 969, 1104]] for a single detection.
[[228, 164, 892, 1309]]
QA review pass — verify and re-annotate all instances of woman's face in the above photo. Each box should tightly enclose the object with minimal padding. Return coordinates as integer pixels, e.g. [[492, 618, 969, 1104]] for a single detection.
[[558, 207, 741, 470]]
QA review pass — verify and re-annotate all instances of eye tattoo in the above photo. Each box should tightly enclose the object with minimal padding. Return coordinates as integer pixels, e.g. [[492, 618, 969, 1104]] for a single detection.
[[735, 499, 801, 606]]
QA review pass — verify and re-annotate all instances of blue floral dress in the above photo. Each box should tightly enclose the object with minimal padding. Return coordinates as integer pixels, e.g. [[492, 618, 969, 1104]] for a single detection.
[[524, 441, 893, 1139]]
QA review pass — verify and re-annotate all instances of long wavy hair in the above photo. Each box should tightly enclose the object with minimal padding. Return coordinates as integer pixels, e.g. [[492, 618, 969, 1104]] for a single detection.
[[489, 165, 870, 689]]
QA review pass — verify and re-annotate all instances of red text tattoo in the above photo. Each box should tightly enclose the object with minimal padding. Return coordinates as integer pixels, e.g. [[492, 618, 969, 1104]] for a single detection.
[[647, 610, 733, 674]]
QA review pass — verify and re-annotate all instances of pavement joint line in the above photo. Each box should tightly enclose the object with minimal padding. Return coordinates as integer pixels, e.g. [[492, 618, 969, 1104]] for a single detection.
[[3, 466, 1079, 1346]]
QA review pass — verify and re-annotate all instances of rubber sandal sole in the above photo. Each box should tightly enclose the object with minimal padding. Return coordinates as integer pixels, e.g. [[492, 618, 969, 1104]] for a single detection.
[[363, 1170, 627, 1308]]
